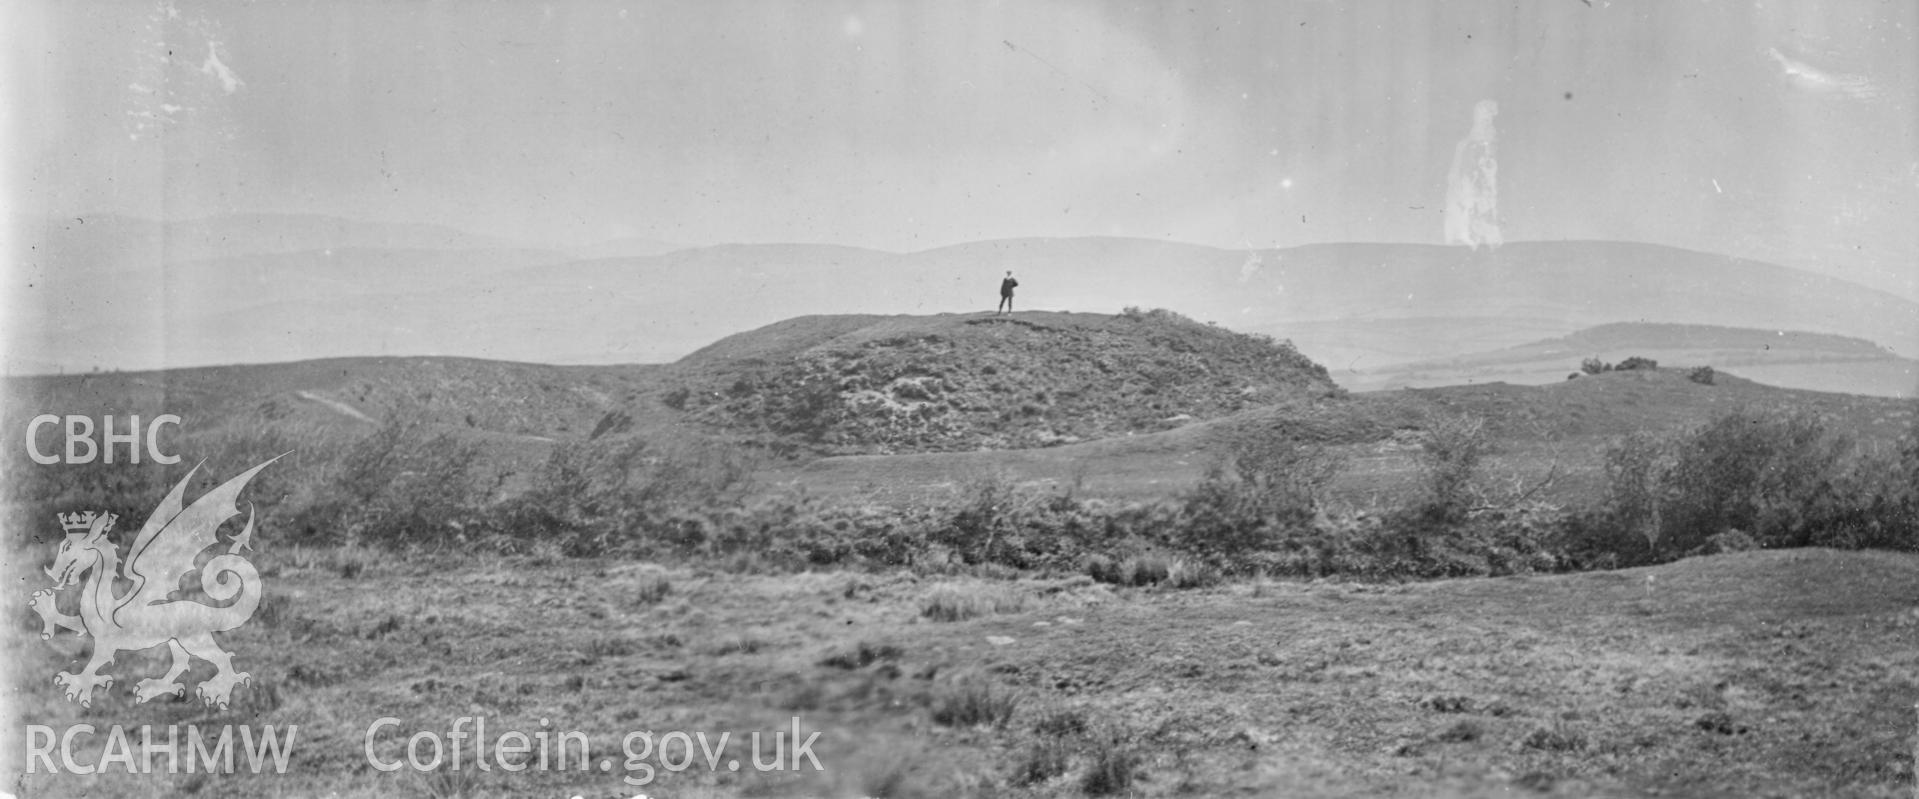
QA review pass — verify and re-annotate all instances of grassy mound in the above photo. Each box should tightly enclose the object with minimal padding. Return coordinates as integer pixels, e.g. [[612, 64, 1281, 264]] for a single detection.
[[666, 309, 1340, 454]]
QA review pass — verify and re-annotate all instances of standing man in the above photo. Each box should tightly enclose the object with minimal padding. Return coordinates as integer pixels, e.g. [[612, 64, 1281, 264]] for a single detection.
[[997, 270, 1019, 314]]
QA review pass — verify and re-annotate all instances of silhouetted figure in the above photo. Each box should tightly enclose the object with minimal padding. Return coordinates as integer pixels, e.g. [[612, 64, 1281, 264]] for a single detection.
[[997, 271, 1019, 314]]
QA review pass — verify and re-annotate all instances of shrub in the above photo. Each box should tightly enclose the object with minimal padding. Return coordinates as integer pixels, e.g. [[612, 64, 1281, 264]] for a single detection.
[[920, 583, 1026, 622], [1121, 555, 1171, 586], [1659, 408, 1849, 552], [1599, 431, 1671, 554], [1411, 412, 1494, 523], [489, 435, 760, 557], [1084, 554, 1125, 584], [1577, 356, 1658, 374], [1522, 726, 1586, 752], [295, 414, 486, 548], [633, 573, 672, 604], [1806, 435, 1919, 551], [931, 678, 1019, 728], [1079, 739, 1139, 795], [935, 476, 1026, 566], [1436, 719, 1485, 743], [1011, 741, 1072, 787], [1704, 529, 1759, 554], [1585, 407, 1910, 561], [1163, 559, 1221, 589], [772, 375, 845, 441], [819, 641, 904, 670], [1171, 426, 1345, 569], [923, 478, 1135, 572], [1687, 366, 1715, 385], [1033, 709, 1090, 738]]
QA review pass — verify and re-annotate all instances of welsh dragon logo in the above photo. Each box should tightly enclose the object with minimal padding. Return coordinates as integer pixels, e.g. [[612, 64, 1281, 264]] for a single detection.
[[28, 458, 278, 709]]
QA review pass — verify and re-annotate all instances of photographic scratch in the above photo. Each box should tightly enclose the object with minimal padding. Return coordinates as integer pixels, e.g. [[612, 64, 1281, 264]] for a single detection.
[[1002, 39, 1110, 106], [1767, 47, 1876, 100]]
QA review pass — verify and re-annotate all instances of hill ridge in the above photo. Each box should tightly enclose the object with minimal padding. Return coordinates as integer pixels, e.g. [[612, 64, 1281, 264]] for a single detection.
[[11, 235, 1916, 374]]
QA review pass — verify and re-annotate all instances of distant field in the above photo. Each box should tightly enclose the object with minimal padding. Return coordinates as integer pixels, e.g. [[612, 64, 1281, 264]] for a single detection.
[[1342, 322, 1919, 399], [1344, 355, 1918, 399]]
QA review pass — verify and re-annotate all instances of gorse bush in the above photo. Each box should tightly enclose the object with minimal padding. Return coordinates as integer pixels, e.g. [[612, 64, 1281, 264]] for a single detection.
[[1411, 412, 1495, 523], [1171, 425, 1345, 568], [293, 414, 487, 547], [1584, 407, 1917, 561], [6, 419, 344, 548], [935, 475, 1028, 566], [1598, 431, 1669, 554], [1661, 408, 1848, 551], [493, 434, 760, 556], [28, 389, 1905, 582], [922, 475, 1143, 572]]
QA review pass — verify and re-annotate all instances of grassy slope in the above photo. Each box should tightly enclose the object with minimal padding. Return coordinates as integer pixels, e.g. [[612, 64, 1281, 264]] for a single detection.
[[1, 357, 673, 503], [3, 357, 657, 440], [10, 548, 1914, 797]]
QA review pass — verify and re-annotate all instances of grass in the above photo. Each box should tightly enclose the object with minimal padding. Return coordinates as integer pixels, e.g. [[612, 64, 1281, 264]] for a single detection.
[[1079, 740, 1140, 796], [921, 582, 1029, 622], [930, 677, 1021, 729], [8, 316, 1918, 796], [10, 546, 1917, 796]]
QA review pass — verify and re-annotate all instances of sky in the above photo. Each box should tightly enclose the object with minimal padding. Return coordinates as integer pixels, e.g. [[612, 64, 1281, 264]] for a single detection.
[[7, 0, 1917, 298]]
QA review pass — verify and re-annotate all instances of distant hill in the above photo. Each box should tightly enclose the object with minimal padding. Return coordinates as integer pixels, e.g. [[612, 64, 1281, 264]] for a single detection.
[[567, 236, 687, 260], [663, 310, 1339, 454], [11, 228, 1918, 379], [1344, 322, 1918, 398], [11, 213, 538, 267], [1242, 241, 1919, 368], [1532, 323, 1896, 356], [6, 247, 577, 375]]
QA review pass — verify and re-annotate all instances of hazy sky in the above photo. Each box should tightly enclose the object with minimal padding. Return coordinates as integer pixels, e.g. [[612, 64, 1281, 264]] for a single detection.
[[9, 1, 1917, 296]]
